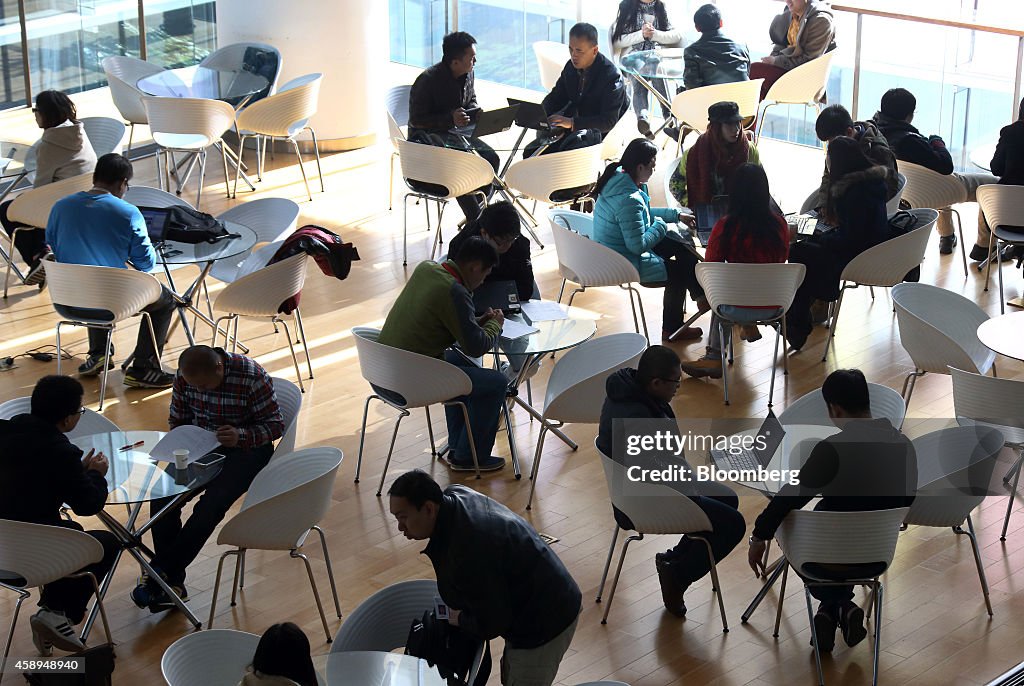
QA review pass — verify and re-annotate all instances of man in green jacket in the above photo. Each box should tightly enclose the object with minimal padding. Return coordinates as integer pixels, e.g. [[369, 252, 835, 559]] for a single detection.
[[378, 237, 507, 471]]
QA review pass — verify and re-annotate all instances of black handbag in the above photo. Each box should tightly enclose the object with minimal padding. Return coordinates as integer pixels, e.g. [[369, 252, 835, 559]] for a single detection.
[[24, 643, 116, 686], [405, 610, 490, 686]]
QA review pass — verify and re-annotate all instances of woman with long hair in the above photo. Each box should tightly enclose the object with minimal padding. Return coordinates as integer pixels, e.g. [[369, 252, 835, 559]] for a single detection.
[[611, 0, 681, 138], [238, 622, 318, 686], [592, 138, 706, 341]]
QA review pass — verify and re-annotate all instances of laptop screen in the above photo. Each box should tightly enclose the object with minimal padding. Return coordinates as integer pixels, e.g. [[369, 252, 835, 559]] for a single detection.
[[473, 280, 520, 316], [752, 412, 786, 467], [139, 207, 170, 244]]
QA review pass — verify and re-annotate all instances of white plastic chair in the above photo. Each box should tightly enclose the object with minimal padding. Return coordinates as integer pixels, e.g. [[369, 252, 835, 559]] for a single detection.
[[0, 396, 121, 441], [210, 253, 313, 392], [207, 447, 343, 642], [906, 424, 1005, 617], [778, 383, 906, 429], [755, 51, 835, 146], [886, 173, 908, 216], [271, 376, 303, 457], [143, 96, 236, 208], [774, 507, 908, 686], [504, 145, 600, 212], [695, 262, 806, 407], [949, 366, 1024, 542], [533, 41, 567, 91], [977, 184, 1024, 313], [669, 79, 763, 154], [161, 628, 260, 686], [890, 283, 996, 409], [0, 520, 114, 673], [899, 160, 970, 276], [385, 84, 412, 210], [208, 198, 301, 284], [821, 209, 938, 362], [331, 579, 437, 651], [79, 116, 125, 158], [663, 155, 684, 209], [234, 73, 324, 200], [599, 112, 634, 163], [123, 185, 193, 210], [595, 445, 730, 631], [525, 333, 648, 511], [199, 42, 282, 99], [44, 261, 166, 411], [102, 55, 165, 151], [352, 327, 488, 492], [395, 138, 496, 266]]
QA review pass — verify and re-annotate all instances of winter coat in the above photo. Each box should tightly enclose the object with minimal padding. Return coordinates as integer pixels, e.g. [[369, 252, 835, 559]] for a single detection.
[[29, 121, 97, 187], [767, 0, 837, 71]]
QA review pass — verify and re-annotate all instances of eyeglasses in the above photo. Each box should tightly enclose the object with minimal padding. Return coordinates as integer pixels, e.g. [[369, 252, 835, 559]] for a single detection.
[[31, 107, 38, 113], [77, 407, 87, 415], [658, 377, 683, 386]]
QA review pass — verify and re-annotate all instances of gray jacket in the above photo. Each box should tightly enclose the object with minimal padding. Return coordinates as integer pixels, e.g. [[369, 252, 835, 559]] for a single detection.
[[29, 121, 97, 188], [768, 0, 836, 71]]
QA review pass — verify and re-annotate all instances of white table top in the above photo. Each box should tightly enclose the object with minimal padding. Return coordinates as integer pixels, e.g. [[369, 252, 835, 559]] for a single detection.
[[978, 312, 1024, 361], [313, 651, 446, 686]]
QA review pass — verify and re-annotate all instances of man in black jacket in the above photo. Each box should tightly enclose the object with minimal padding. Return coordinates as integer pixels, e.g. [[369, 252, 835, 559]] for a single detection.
[[682, 4, 750, 90], [388, 470, 581, 686], [991, 97, 1024, 186], [0, 375, 119, 655], [747, 369, 916, 654], [447, 201, 535, 302]]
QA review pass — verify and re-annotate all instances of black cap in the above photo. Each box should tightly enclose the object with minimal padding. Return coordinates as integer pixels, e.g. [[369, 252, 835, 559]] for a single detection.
[[708, 101, 742, 124]]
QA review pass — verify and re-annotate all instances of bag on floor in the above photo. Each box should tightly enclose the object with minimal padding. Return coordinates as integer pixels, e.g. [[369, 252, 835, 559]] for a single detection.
[[24, 642, 115, 686]]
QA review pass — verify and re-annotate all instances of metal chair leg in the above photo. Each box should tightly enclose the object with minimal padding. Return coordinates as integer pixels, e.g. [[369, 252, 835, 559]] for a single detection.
[[374, 407, 409, 496], [596, 525, 620, 602], [313, 525, 342, 617], [1002, 450, 1022, 541], [292, 550, 332, 643], [1, 590, 29, 671], [277, 318, 306, 393], [207, 549, 241, 629], [424, 405, 438, 457], [525, 425, 549, 511], [773, 563, 789, 638], [871, 583, 884, 686], [294, 308, 314, 379], [901, 369, 925, 407], [957, 514, 993, 616], [601, 532, 642, 624], [230, 548, 244, 606], [354, 395, 380, 483], [822, 286, 848, 362], [805, 587, 826, 686], [291, 138, 312, 201], [696, 536, 729, 632], [308, 126, 325, 192], [98, 326, 114, 411]]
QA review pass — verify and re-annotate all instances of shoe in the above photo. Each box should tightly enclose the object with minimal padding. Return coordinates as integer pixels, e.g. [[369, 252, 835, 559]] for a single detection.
[[637, 117, 653, 140], [123, 367, 175, 389], [839, 602, 867, 647], [680, 357, 723, 379], [739, 325, 762, 342], [131, 572, 188, 613], [695, 296, 711, 315], [663, 327, 703, 342], [78, 354, 114, 376], [654, 553, 687, 617], [30, 617, 53, 657], [938, 233, 957, 255], [811, 606, 838, 652], [663, 125, 680, 142], [446, 454, 505, 472], [499, 361, 517, 383], [30, 609, 83, 653], [810, 299, 831, 325], [23, 250, 53, 286], [970, 243, 993, 261]]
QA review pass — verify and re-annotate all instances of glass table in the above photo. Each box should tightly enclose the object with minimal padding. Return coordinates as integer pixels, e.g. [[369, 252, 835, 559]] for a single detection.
[[313, 651, 446, 686], [617, 48, 687, 113], [137, 65, 269, 102], [0, 139, 31, 204]]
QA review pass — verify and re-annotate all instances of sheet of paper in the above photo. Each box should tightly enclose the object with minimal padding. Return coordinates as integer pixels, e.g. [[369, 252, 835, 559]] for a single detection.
[[501, 318, 539, 340], [148, 425, 220, 463], [520, 300, 569, 321]]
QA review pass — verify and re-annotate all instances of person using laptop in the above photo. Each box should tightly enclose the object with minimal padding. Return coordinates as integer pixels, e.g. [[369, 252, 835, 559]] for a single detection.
[[597, 345, 745, 618], [748, 369, 916, 654], [45, 152, 176, 389], [447, 200, 535, 302], [680, 164, 789, 379], [407, 31, 498, 223]]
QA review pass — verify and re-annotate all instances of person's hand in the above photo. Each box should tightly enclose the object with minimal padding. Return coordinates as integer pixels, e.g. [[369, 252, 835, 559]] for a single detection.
[[82, 449, 109, 477], [748, 538, 768, 578], [448, 609, 461, 626], [642, 23, 654, 39], [677, 213, 696, 229], [548, 114, 574, 130], [452, 108, 470, 127], [477, 307, 498, 325], [760, 56, 775, 65], [216, 425, 240, 448]]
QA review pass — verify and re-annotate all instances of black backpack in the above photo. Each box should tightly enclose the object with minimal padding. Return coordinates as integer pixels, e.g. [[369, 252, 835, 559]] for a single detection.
[[405, 610, 489, 686], [139, 205, 236, 244]]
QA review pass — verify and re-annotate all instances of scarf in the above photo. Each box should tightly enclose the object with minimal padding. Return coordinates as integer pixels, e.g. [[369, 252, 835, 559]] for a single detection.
[[685, 126, 750, 206]]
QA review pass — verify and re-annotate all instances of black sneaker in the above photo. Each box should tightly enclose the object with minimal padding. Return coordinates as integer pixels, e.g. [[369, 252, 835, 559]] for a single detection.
[[78, 355, 114, 376], [939, 233, 957, 255], [663, 126, 681, 142], [811, 605, 838, 652], [123, 367, 175, 389], [655, 553, 687, 617], [23, 250, 53, 286], [130, 572, 188, 613], [839, 602, 867, 647], [969, 243, 993, 261]]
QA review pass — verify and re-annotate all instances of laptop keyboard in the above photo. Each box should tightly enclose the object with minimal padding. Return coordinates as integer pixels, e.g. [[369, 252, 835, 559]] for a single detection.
[[715, 449, 762, 471]]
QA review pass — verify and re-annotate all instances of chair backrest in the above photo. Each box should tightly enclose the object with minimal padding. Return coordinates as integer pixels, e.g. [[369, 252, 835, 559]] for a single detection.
[[161, 629, 260, 686], [548, 208, 594, 238], [764, 51, 835, 105], [271, 376, 303, 456], [840, 209, 938, 287], [212, 253, 308, 317], [779, 383, 906, 429], [532, 41, 567, 91], [663, 155, 683, 209], [0, 519, 103, 587], [886, 172, 908, 216], [695, 262, 806, 313], [143, 96, 236, 146], [949, 367, 1024, 445], [216, 197, 300, 244], [543, 333, 648, 423], [977, 183, 1024, 232], [0, 396, 120, 438], [351, 327, 472, 408], [550, 222, 641, 288], [331, 579, 438, 652], [80, 116, 126, 156], [891, 283, 995, 376], [45, 262, 163, 323], [395, 138, 496, 200], [6, 173, 94, 228], [102, 56, 164, 124], [899, 160, 968, 209], [124, 185, 195, 209], [386, 84, 412, 129], [670, 79, 764, 134], [199, 42, 282, 97], [599, 112, 634, 162], [775, 507, 909, 581], [504, 146, 600, 203], [236, 73, 323, 138]]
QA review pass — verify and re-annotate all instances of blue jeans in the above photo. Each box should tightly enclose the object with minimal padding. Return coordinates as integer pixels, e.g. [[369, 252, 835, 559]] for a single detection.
[[443, 350, 507, 464]]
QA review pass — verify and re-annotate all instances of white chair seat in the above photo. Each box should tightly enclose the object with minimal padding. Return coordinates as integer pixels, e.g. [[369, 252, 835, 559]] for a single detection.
[[151, 132, 216, 150]]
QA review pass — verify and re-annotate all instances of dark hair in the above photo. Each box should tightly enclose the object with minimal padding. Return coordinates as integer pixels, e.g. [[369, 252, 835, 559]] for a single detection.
[[250, 623, 317, 686], [720, 164, 786, 257], [93, 153, 133, 186], [569, 22, 599, 46], [880, 88, 916, 120], [612, 2, 670, 43], [478, 201, 521, 240], [815, 105, 854, 142], [31, 375, 84, 424], [178, 345, 221, 375], [827, 136, 874, 182], [441, 31, 476, 65], [693, 4, 722, 33], [388, 469, 444, 508], [636, 346, 680, 387], [452, 235, 499, 269], [821, 368, 871, 415], [594, 138, 658, 198], [34, 90, 77, 129]]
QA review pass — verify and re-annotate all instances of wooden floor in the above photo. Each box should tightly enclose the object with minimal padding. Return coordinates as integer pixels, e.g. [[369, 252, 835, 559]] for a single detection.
[[1, 80, 1024, 686]]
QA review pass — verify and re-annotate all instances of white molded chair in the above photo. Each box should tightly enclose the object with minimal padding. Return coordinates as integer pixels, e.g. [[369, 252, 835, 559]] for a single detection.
[[199, 42, 282, 100], [386, 84, 412, 210], [890, 283, 996, 409], [80, 117, 125, 158], [0, 397, 121, 440], [887, 172, 908, 216], [899, 160, 970, 276], [207, 447, 343, 641], [779, 383, 906, 429], [977, 184, 1024, 313], [44, 261, 166, 411], [395, 138, 496, 266], [663, 155, 684, 209], [102, 55, 165, 151], [331, 579, 438, 651], [669, 79, 763, 154], [143, 96, 236, 208], [755, 51, 835, 146], [532, 41, 567, 91], [271, 376, 303, 457], [599, 112, 634, 163], [161, 628, 260, 686], [0, 520, 114, 673], [210, 253, 313, 391], [595, 445, 730, 631], [234, 73, 324, 201], [208, 198, 301, 284], [504, 145, 600, 212], [822, 209, 938, 362], [525, 333, 648, 510], [695, 262, 806, 407], [124, 185, 193, 210], [775, 508, 909, 686], [906, 424, 1005, 617]]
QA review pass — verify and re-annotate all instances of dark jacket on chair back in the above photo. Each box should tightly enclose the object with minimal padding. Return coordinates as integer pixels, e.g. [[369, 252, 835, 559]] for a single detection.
[[542, 52, 628, 135]]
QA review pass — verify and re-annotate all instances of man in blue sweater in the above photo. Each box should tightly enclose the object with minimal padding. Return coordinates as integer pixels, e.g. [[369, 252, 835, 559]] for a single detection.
[[46, 153, 175, 388]]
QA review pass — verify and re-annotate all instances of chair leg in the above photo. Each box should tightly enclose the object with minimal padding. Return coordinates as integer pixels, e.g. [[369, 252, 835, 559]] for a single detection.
[[292, 550, 332, 643], [773, 563, 789, 638], [97, 326, 114, 412], [984, 229, 996, 290], [389, 154, 396, 211], [230, 548, 245, 606], [601, 532, 642, 624], [402, 193, 411, 266], [233, 134, 249, 198], [239, 549, 246, 590], [901, 369, 925, 407], [313, 525, 342, 617], [449, 400, 482, 480], [1002, 449, 1022, 541], [126, 122, 135, 154], [566, 287, 584, 310], [720, 319, 730, 405], [55, 322, 64, 374], [308, 126, 325, 193], [291, 138, 312, 201], [556, 279, 566, 303], [951, 208, 968, 278], [354, 394, 379, 483], [996, 235, 1006, 315], [424, 406, 438, 457], [768, 321, 782, 409], [696, 536, 729, 632], [1, 590, 29, 671], [294, 308, 314, 379], [525, 425, 550, 511], [375, 408, 409, 496], [957, 514, 993, 616], [805, 587, 826, 686], [277, 318, 306, 393], [208, 549, 241, 629], [141, 311, 162, 370], [822, 285, 848, 362], [4, 228, 19, 299], [596, 525, 620, 602], [871, 582, 884, 686]]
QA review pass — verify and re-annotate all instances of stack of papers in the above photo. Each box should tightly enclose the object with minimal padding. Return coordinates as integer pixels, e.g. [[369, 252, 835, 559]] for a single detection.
[[520, 300, 569, 321], [501, 318, 540, 340], [149, 426, 220, 464]]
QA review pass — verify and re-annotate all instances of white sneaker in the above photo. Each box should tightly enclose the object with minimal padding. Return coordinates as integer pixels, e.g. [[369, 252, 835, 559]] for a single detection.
[[30, 609, 84, 653]]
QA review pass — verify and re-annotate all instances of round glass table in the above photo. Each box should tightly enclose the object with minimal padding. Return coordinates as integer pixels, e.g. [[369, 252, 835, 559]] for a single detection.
[[0, 139, 32, 204], [313, 651, 446, 686], [977, 311, 1024, 361], [137, 65, 269, 102], [618, 48, 687, 80]]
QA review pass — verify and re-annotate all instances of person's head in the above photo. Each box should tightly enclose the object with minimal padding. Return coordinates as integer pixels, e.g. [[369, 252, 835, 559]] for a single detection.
[[33, 90, 77, 129], [815, 104, 855, 142], [826, 135, 873, 182], [635, 345, 682, 403], [177, 345, 225, 391], [693, 4, 722, 34], [568, 22, 600, 71], [821, 368, 872, 420], [30, 375, 85, 433], [452, 235, 499, 290], [726, 163, 771, 218], [92, 153, 133, 197], [442, 31, 477, 78], [785, 0, 809, 15], [708, 101, 743, 144], [250, 622, 318, 686], [477, 201, 522, 255], [388, 470, 444, 540], [594, 138, 658, 197], [880, 88, 916, 123]]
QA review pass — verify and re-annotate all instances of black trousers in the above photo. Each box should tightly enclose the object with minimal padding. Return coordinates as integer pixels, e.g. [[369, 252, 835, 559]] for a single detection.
[[407, 134, 499, 223], [64, 285, 177, 370], [149, 444, 274, 584], [785, 239, 845, 349], [664, 486, 746, 586], [651, 236, 702, 331], [1, 199, 46, 266], [39, 523, 120, 624]]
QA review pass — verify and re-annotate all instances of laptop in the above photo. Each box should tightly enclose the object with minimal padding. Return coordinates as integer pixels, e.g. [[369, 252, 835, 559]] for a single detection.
[[507, 98, 550, 131], [452, 104, 520, 138], [473, 280, 521, 316], [692, 197, 728, 246], [710, 412, 786, 473], [139, 206, 171, 244]]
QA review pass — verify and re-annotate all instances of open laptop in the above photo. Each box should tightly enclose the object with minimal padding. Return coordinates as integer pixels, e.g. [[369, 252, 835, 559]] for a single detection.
[[139, 207, 170, 244], [452, 104, 520, 138], [692, 197, 729, 247], [710, 412, 786, 473], [473, 280, 521, 316], [507, 98, 550, 131]]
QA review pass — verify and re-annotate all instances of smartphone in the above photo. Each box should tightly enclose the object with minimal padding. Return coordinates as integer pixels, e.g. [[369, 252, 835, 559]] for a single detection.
[[507, 292, 521, 315]]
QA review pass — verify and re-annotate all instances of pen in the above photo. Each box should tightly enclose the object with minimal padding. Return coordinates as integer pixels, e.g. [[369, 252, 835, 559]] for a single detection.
[[119, 440, 144, 452]]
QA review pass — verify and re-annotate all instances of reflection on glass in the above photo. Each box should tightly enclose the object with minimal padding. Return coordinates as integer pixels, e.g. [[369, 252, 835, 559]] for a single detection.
[[143, 0, 215, 69], [0, 1, 27, 109]]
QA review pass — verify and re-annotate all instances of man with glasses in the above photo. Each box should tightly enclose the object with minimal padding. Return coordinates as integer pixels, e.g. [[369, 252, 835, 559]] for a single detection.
[[447, 200, 535, 302], [596, 345, 745, 618]]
